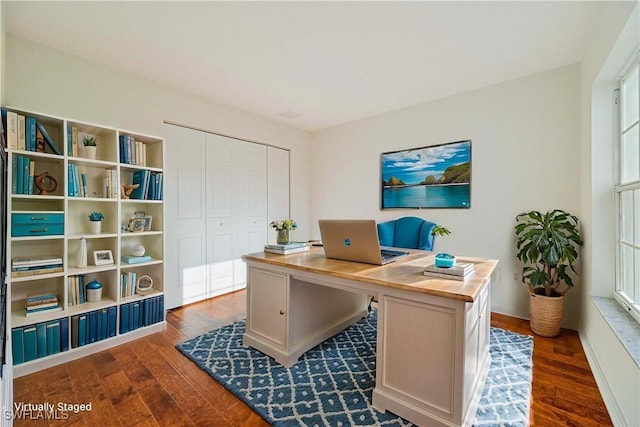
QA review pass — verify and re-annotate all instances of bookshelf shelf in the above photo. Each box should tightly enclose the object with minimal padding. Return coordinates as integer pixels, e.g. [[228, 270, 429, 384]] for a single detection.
[[3, 106, 165, 376]]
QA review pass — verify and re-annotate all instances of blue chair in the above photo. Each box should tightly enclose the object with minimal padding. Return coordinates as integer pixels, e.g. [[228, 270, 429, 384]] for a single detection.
[[377, 217, 437, 251]]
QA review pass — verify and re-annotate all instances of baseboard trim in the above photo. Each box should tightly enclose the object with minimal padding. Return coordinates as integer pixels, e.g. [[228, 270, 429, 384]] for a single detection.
[[578, 330, 628, 427]]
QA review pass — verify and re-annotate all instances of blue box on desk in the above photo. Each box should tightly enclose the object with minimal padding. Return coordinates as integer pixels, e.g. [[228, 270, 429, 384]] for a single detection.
[[11, 212, 64, 237]]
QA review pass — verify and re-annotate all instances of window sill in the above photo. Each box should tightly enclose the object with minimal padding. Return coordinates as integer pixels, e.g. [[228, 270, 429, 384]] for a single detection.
[[591, 296, 640, 367]]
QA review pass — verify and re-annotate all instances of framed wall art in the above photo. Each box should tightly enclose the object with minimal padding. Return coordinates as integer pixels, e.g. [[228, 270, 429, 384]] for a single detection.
[[381, 140, 471, 209]]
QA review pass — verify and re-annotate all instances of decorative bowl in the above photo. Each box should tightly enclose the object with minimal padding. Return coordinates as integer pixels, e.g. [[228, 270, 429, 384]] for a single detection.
[[435, 253, 456, 268]]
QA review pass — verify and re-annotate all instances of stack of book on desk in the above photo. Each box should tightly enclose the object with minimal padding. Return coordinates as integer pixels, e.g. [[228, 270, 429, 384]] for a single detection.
[[264, 242, 310, 255], [25, 292, 61, 317], [424, 262, 475, 281], [12, 255, 63, 277]]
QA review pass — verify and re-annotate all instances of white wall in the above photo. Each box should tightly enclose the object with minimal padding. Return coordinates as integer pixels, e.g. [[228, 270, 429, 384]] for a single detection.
[[2, 34, 312, 239], [311, 65, 582, 326], [579, 2, 639, 426]]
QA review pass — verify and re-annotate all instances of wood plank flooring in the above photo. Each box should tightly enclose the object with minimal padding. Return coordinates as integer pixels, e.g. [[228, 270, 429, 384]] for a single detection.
[[13, 291, 612, 426]]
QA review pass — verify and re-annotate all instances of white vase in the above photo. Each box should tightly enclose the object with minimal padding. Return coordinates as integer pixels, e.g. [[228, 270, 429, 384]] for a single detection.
[[90, 220, 102, 234], [76, 237, 87, 269]]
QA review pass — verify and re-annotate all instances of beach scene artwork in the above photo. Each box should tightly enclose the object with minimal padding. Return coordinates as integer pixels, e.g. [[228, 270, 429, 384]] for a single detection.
[[381, 140, 471, 209]]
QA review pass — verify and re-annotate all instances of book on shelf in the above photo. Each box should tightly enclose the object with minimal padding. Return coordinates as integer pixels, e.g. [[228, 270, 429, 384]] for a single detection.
[[36, 121, 62, 155], [12, 263, 63, 272], [12, 255, 63, 267], [25, 305, 62, 317], [424, 262, 474, 277], [264, 246, 310, 255], [26, 292, 57, 302], [121, 255, 152, 264], [11, 266, 64, 277], [25, 117, 36, 151], [17, 114, 25, 150], [423, 270, 474, 281], [3, 110, 18, 149], [26, 299, 59, 310]]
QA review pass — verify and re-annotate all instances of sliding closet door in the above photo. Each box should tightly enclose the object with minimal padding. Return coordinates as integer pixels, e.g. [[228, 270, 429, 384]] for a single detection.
[[206, 134, 267, 296], [164, 125, 207, 309], [165, 124, 288, 308]]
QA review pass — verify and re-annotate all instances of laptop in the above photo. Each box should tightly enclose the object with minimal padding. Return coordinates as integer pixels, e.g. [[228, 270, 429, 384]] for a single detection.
[[318, 219, 409, 265]]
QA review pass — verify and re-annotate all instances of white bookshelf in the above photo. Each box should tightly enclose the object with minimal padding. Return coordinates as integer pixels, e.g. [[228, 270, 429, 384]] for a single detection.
[[3, 107, 165, 377]]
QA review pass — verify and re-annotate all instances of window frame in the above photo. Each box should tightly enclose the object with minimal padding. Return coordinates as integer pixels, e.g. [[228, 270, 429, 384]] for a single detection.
[[614, 52, 640, 325]]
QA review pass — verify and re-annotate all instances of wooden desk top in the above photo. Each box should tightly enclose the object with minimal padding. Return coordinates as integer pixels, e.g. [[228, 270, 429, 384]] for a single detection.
[[242, 247, 498, 303]]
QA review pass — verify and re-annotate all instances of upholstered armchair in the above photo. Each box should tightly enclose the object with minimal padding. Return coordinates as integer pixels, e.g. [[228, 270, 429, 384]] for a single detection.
[[377, 216, 437, 251]]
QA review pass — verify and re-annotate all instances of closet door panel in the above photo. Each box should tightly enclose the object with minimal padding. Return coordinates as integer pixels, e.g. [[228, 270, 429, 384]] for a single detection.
[[164, 124, 207, 309], [267, 147, 290, 243]]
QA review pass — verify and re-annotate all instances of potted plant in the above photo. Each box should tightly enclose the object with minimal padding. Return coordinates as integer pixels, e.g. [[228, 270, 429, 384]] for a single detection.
[[514, 209, 584, 337], [81, 135, 97, 159], [270, 219, 297, 244], [88, 211, 104, 234], [432, 225, 451, 237]]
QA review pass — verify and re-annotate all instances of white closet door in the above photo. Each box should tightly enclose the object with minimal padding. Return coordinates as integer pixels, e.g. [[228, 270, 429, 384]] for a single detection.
[[268, 147, 290, 244], [164, 124, 207, 309], [206, 133, 236, 297]]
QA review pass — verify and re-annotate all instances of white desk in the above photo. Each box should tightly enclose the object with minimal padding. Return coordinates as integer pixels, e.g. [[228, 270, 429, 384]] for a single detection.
[[242, 248, 497, 427]]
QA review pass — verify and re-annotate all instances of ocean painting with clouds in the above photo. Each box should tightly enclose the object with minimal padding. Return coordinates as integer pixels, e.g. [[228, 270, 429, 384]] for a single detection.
[[381, 140, 471, 209]]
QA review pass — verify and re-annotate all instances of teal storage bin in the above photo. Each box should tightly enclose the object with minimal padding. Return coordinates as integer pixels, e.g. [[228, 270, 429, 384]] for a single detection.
[[12, 212, 64, 237]]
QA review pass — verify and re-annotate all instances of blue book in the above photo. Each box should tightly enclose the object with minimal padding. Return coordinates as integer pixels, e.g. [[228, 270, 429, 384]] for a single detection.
[[11, 328, 25, 364], [120, 303, 130, 334], [88, 311, 97, 343], [131, 170, 145, 199], [46, 320, 61, 355], [23, 326, 38, 362], [78, 315, 87, 347], [25, 117, 36, 151], [36, 322, 47, 358], [71, 316, 79, 348], [22, 156, 29, 195], [79, 275, 85, 304], [11, 155, 17, 194], [67, 164, 73, 196], [67, 124, 72, 155], [143, 298, 151, 326], [36, 121, 62, 155], [130, 302, 140, 331], [26, 292, 57, 302], [98, 309, 108, 341], [121, 255, 152, 264], [16, 155, 23, 194], [158, 295, 164, 323], [60, 317, 69, 352], [107, 306, 117, 337], [81, 172, 87, 197], [14, 263, 63, 271]]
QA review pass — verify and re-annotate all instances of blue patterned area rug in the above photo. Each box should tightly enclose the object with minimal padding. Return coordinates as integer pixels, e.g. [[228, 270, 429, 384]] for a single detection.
[[176, 310, 533, 426]]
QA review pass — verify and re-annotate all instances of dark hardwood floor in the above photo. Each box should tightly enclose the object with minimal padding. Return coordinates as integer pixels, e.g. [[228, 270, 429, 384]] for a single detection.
[[13, 290, 612, 426]]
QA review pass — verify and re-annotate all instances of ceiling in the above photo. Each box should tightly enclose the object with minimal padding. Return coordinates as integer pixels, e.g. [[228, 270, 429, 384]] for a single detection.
[[4, 1, 602, 132]]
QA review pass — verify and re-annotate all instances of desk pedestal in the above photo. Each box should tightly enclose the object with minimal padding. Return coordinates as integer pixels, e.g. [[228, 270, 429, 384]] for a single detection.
[[243, 258, 492, 427]]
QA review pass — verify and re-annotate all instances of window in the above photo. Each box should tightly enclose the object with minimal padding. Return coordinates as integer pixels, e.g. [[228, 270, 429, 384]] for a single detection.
[[615, 53, 640, 324]]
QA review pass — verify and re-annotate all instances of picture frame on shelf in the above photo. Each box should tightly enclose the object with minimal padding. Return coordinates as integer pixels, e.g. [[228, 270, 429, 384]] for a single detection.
[[128, 217, 146, 232], [142, 216, 153, 231], [93, 249, 114, 266]]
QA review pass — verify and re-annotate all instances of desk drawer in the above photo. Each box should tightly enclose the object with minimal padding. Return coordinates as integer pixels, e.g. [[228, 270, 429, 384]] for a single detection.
[[12, 212, 64, 237]]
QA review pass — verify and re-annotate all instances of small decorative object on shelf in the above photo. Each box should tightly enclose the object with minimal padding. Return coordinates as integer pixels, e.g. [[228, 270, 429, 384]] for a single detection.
[[34, 171, 57, 195], [76, 237, 88, 269], [80, 135, 97, 159], [88, 211, 104, 234], [120, 183, 140, 199], [128, 217, 146, 233], [270, 219, 297, 245], [93, 249, 114, 266], [132, 244, 146, 257], [85, 280, 103, 302]]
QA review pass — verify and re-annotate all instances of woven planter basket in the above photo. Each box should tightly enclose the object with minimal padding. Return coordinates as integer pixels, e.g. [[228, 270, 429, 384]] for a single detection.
[[529, 293, 564, 337]]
